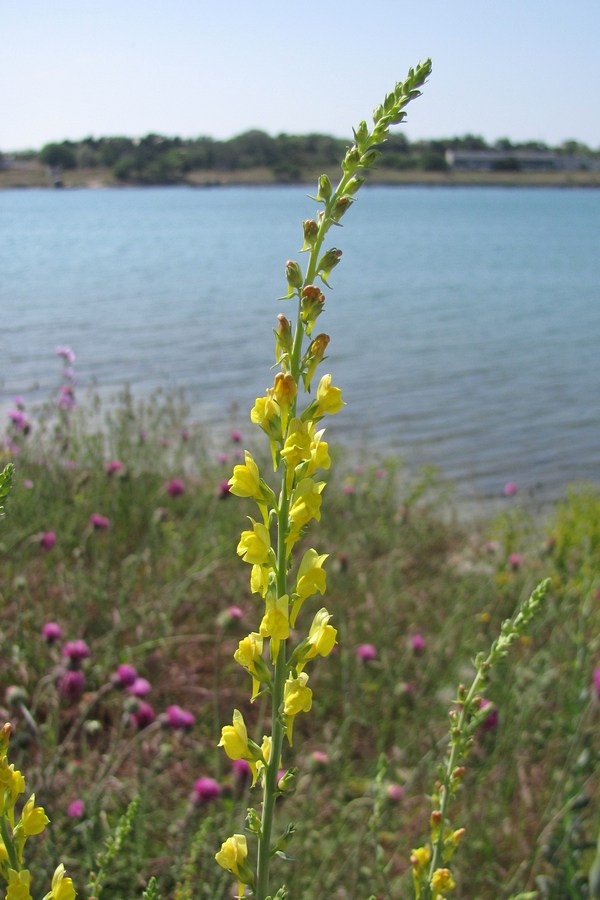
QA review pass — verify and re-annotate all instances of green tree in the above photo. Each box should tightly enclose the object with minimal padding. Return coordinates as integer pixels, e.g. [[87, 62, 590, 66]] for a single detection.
[[39, 142, 77, 170]]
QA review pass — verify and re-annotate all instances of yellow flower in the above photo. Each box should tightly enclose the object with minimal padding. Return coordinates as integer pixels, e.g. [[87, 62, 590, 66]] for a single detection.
[[6, 869, 32, 900], [229, 451, 261, 499], [410, 844, 431, 873], [431, 867, 456, 896], [281, 418, 312, 472], [236, 520, 271, 565], [304, 608, 337, 661], [305, 427, 331, 476], [21, 794, 50, 836], [273, 372, 297, 431], [283, 672, 312, 745], [259, 595, 290, 660], [0, 757, 25, 820], [316, 373, 343, 415], [234, 633, 264, 699], [289, 478, 325, 529], [218, 709, 252, 761], [43, 864, 76, 900], [215, 833, 252, 899], [250, 563, 272, 597]]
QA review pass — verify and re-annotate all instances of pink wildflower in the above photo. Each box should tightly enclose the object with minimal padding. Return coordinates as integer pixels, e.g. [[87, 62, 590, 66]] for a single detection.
[[503, 481, 518, 496], [310, 750, 330, 767], [479, 698, 499, 732], [112, 664, 138, 688], [193, 777, 221, 803], [411, 633, 426, 654], [356, 643, 378, 663], [40, 531, 57, 551], [67, 799, 85, 818], [90, 513, 110, 529], [230, 429, 243, 443], [128, 677, 151, 698], [165, 704, 195, 729], [23, 479, 34, 489], [218, 479, 231, 499], [131, 701, 156, 729], [166, 478, 185, 497], [231, 758, 252, 782], [227, 605, 244, 620], [55, 345, 76, 363], [59, 670, 85, 701], [42, 621, 62, 643], [62, 639, 91, 662], [105, 459, 124, 475], [7, 409, 30, 432], [386, 783, 404, 802], [508, 553, 523, 570], [217, 452, 229, 464]]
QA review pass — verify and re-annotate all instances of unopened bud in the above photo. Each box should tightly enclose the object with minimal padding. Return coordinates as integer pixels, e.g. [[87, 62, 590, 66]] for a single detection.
[[342, 146, 361, 173], [360, 149, 380, 169], [302, 219, 319, 250], [274, 315, 293, 365], [300, 285, 325, 334], [353, 120, 370, 149], [245, 807, 262, 834], [316, 248, 342, 285], [316, 174, 332, 202], [345, 175, 365, 196], [285, 260, 303, 292], [330, 196, 353, 223], [452, 766, 466, 782], [277, 767, 297, 794]]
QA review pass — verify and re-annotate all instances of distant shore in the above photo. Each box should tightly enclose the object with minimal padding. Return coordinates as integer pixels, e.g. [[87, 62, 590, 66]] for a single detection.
[[2, 163, 600, 190]]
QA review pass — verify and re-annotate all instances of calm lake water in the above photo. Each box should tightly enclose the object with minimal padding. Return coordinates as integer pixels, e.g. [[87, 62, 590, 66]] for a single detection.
[[2, 185, 599, 501]]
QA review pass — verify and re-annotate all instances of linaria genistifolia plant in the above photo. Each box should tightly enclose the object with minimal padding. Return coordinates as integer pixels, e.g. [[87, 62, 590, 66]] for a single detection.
[[410, 578, 551, 900], [215, 59, 432, 900]]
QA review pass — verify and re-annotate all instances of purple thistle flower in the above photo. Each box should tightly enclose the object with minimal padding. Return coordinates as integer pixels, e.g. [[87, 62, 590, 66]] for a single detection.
[[55, 345, 76, 363], [165, 704, 195, 729], [231, 758, 252, 782], [193, 777, 221, 803], [40, 531, 57, 551], [230, 429, 243, 443], [127, 677, 151, 698], [479, 698, 499, 731], [67, 799, 85, 818], [411, 633, 426, 654], [503, 481, 518, 496], [105, 459, 124, 474], [508, 553, 523, 570], [356, 643, 378, 663], [90, 513, 110, 529], [131, 701, 156, 729], [62, 639, 91, 662], [59, 670, 85, 701], [112, 664, 138, 688], [166, 478, 185, 497], [218, 479, 231, 499], [42, 621, 62, 643]]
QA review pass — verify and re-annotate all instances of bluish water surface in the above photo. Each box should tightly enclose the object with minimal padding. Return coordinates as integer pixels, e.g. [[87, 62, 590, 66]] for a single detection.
[[2, 185, 599, 499]]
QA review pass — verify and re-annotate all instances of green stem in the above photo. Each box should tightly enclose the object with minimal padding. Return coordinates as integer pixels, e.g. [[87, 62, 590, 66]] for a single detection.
[[0, 814, 20, 872], [255, 476, 290, 899]]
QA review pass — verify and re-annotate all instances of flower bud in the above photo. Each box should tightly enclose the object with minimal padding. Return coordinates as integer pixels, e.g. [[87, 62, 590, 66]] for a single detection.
[[285, 260, 303, 293], [316, 174, 332, 202], [302, 332, 330, 390], [300, 284, 325, 335], [342, 146, 361, 173], [316, 248, 342, 286], [353, 120, 370, 149], [302, 219, 319, 250], [360, 149, 380, 169], [345, 174, 365, 196], [330, 196, 353, 223], [274, 314, 293, 365]]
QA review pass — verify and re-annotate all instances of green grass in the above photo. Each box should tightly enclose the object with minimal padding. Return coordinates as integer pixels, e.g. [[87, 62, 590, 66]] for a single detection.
[[1, 390, 599, 898]]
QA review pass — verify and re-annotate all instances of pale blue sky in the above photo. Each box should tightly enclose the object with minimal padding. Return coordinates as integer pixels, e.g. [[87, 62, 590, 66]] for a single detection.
[[3, 0, 599, 151]]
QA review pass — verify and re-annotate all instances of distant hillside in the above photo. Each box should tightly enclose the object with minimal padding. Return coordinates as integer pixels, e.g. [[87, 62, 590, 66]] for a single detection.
[[2, 131, 599, 187]]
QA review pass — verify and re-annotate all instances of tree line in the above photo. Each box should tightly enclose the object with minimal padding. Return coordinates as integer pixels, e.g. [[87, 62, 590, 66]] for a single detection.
[[8, 131, 599, 184]]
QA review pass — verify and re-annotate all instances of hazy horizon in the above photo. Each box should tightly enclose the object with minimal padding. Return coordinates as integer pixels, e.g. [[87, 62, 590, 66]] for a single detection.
[[3, 0, 599, 153]]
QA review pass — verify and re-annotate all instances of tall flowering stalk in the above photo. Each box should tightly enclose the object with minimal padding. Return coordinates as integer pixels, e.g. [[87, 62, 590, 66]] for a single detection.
[[216, 59, 432, 900]]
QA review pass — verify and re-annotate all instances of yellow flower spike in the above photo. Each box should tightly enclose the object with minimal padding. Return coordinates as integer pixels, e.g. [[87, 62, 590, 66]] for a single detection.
[[43, 864, 76, 900], [218, 709, 252, 760], [431, 867, 456, 896], [215, 833, 253, 899], [259, 595, 290, 662], [236, 519, 272, 565], [291, 549, 328, 626], [315, 373, 344, 416], [229, 451, 261, 498], [0, 757, 26, 822], [283, 672, 313, 745], [21, 794, 50, 837], [410, 844, 431, 873], [6, 868, 32, 900], [234, 633, 265, 699]]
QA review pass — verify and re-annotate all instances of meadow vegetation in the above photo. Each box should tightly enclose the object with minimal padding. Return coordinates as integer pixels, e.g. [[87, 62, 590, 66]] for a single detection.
[[1, 380, 599, 897]]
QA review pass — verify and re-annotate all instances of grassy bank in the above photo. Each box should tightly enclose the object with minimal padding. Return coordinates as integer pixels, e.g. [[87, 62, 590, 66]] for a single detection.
[[3, 162, 600, 189], [1, 387, 599, 898]]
